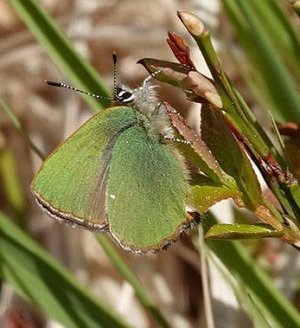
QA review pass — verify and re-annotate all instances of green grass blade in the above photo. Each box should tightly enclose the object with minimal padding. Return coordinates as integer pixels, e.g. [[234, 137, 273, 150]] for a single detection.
[[203, 213, 300, 328], [9, 0, 111, 111], [249, 0, 300, 76], [0, 148, 26, 218], [0, 212, 130, 328], [221, 0, 300, 122]]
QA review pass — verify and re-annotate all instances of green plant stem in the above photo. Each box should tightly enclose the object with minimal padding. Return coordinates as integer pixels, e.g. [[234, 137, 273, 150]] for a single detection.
[[178, 11, 300, 221]]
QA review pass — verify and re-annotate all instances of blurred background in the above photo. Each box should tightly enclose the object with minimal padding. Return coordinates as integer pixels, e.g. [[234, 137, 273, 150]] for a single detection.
[[1, 1, 300, 328]]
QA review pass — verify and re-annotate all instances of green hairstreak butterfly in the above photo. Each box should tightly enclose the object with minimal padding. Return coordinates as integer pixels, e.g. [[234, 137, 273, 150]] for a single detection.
[[31, 55, 197, 253]]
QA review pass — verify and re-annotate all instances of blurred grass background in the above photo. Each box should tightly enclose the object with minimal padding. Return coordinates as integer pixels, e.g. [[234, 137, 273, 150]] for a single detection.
[[1, 1, 300, 327]]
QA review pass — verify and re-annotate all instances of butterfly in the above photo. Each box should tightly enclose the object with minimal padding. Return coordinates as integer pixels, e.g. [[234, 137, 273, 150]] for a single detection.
[[31, 54, 197, 253]]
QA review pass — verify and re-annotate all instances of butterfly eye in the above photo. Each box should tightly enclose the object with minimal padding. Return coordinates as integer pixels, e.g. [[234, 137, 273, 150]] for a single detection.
[[115, 87, 135, 103]]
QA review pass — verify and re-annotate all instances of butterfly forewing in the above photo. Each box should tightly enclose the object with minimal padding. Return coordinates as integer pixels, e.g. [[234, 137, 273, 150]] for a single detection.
[[32, 106, 136, 230]]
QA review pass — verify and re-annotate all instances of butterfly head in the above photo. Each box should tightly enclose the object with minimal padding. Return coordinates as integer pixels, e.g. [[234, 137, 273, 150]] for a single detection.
[[114, 86, 135, 104]]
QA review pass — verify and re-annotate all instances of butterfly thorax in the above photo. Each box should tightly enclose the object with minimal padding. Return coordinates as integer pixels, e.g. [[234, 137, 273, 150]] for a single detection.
[[115, 83, 175, 140]]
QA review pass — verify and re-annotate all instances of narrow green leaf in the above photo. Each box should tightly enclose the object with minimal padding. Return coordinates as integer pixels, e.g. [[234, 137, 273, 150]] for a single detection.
[[164, 105, 230, 184], [203, 213, 300, 328], [189, 181, 241, 214], [0, 212, 130, 328], [138, 58, 192, 88], [0, 148, 26, 217], [205, 223, 284, 240], [201, 105, 262, 210]]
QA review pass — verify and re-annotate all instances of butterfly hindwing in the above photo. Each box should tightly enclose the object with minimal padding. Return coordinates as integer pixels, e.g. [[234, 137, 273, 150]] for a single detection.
[[107, 125, 190, 253]]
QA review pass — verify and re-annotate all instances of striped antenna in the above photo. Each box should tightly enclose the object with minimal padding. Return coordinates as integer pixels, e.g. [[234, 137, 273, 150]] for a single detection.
[[112, 51, 118, 100], [46, 81, 111, 101], [142, 69, 162, 87]]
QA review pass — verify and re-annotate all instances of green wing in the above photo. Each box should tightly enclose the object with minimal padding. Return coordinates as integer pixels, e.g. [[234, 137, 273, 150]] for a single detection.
[[107, 126, 190, 253], [32, 106, 136, 230]]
